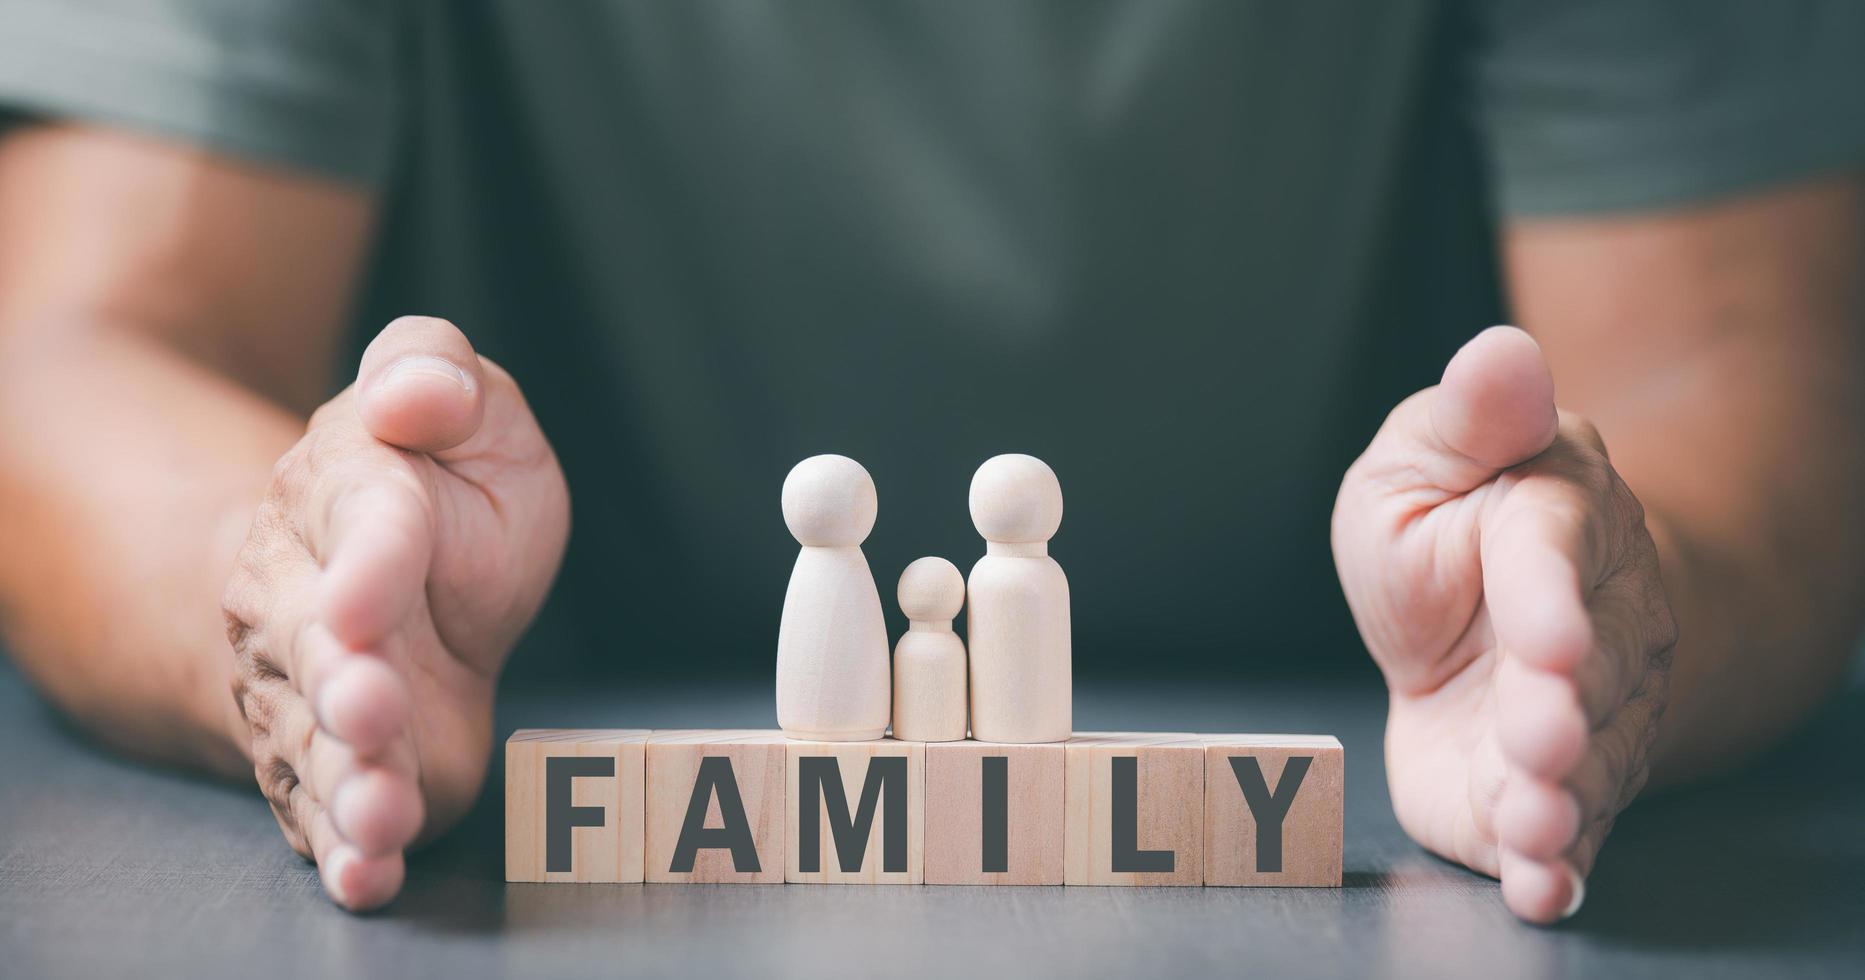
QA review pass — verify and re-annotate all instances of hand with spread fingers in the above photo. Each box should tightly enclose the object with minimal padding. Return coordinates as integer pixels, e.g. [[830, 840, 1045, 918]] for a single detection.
[[221, 316, 569, 910], [1333, 326, 1678, 924]]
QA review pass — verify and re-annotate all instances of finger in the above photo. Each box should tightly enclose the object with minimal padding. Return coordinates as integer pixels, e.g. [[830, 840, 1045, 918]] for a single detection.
[[1494, 772, 1581, 862], [265, 696, 407, 910], [287, 615, 410, 755], [1560, 591, 1660, 730], [313, 646, 412, 757], [309, 475, 434, 649], [355, 315, 486, 454], [301, 731, 424, 857], [1339, 326, 1559, 511], [1562, 687, 1660, 829], [1481, 493, 1598, 675], [307, 807, 406, 912], [1429, 326, 1560, 473], [1499, 848, 1585, 925], [281, 619, 402, 750], [1492, 654, 1589, 779]]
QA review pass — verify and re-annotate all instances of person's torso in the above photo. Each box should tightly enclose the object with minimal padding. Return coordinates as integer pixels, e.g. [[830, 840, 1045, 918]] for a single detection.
[[356, 0, 1503, 683]]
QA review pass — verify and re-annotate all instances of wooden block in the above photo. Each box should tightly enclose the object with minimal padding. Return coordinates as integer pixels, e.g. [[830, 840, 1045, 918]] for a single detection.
[[645, 730, 787, 883], [786, 738, 924, 884], [505, 729, 648, 883], [924, 741, 1064, 884], [1202, 735, 1343, 887], [1063, 733, 1203, 886]]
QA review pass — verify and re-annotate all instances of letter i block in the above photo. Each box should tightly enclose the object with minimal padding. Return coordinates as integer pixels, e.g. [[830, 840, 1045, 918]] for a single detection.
[[645, 730, 787, 883], [786, 739, 925, 884], [1063, 733, 1204, 886], [924, 741, 1064, 884], [1203, 735, 1343, 886], [505, 729, 648, 882]]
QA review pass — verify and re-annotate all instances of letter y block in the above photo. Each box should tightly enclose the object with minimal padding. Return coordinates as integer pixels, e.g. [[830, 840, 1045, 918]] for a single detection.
[[1202, 735, 1343, 886]]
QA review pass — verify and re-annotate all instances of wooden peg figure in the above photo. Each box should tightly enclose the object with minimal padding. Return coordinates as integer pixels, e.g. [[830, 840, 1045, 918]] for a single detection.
[[892, 557, 968, 742], [776, 455, 891, 741], [966, 454, 1071, 743]]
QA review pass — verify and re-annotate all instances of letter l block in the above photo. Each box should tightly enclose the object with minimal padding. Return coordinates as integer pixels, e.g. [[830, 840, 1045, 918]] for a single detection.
[[1064, 733, 1203, 886]]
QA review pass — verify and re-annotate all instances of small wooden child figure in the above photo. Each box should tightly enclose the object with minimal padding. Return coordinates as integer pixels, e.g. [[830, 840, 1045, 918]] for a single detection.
[[891, 557, 968, 742]]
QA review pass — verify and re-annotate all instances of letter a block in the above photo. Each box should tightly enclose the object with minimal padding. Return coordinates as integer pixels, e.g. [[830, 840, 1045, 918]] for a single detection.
[[786, 739, 924, 884], [924, 741, 1064, 884], [1203, 735, 1343, 886], [1064, 733, 1203, 886], [505, 729, 648, 882], [645, 730, 787, 883]]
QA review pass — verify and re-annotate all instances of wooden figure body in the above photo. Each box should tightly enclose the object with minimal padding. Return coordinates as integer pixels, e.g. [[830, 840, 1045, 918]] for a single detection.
[[965, 454, 1071, 744], [891, 557, 968, 742], [776, 455, 891, 741]]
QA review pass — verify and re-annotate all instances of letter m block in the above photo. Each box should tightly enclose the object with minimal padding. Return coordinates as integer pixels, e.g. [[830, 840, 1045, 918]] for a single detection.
[[786, 739, 924, 884]]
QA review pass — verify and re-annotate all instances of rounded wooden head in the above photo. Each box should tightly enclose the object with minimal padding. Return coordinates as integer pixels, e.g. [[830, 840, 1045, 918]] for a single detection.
[[896, 556, 964, 622], [968, 454, 1062, 543], [782, 454, 878, 546]]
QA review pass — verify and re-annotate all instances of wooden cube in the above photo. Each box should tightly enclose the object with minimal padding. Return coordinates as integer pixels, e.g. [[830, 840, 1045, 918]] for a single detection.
[[505, 729, 648, 883], [786, 738, 925, 884], [1063, 733, 1204, 886], [644, 730, 787, 883], [924, 741, 1064, 885], [1203, 735, 1343, 887]]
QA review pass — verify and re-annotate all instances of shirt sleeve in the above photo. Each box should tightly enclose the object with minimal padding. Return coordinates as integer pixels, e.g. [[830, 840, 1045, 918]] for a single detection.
[[1472, 0, 1865, 217], [0, 0, 401, 185]]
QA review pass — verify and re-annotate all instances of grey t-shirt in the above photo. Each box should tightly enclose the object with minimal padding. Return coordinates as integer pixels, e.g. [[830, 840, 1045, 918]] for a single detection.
[[3, 1, 1862, 683]]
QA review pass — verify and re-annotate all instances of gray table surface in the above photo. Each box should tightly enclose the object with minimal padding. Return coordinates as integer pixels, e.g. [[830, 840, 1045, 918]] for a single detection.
[[1, 660, 1860, 980]]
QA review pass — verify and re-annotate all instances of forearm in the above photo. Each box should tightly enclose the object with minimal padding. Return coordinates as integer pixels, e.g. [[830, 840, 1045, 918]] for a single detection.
[[1642, 496, 1865, 785], [0, 323, 304, 777], [1506, 178, 1865, 785]]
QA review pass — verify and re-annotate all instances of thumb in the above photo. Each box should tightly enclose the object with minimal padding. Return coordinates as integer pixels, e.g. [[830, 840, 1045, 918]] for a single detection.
[[1428, 325, 1560, 472], [354, 316, 487, 454]]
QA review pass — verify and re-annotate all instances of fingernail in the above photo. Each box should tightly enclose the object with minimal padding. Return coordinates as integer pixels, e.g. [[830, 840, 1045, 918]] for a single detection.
[[1562, 865, 1586, 919], [323, 845, 356, 907], [383, 355, 471, 392], [314, 675, 342, 735], [330, 777, 358, 838]]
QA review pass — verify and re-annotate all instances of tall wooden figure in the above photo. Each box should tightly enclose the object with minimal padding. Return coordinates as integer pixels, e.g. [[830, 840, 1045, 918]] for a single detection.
[[966, 454, 1071, 743], [776, 455, 891, 741]]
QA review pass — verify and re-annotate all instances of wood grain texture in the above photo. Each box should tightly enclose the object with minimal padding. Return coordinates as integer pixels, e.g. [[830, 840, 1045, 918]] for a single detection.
[[965, 454, 1071, 743], [1203, 735, 1343, 887], [891, 557, 969, 742], [924, 740, 1064, 884], [645, 730, 787, 883], [786, 738, 925, 884], [776, 455, 891, 741], [1064, 733, 1203, 886], [505, 729, 647, 883]]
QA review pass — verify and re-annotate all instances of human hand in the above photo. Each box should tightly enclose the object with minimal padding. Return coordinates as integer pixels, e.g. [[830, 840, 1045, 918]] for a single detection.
[[222, 316, 569, 910], [1332, 326, 1677, 923]]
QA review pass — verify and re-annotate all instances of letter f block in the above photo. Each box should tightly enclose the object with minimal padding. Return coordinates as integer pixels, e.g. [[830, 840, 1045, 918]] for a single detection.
[[505, 729, 648, 882]]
